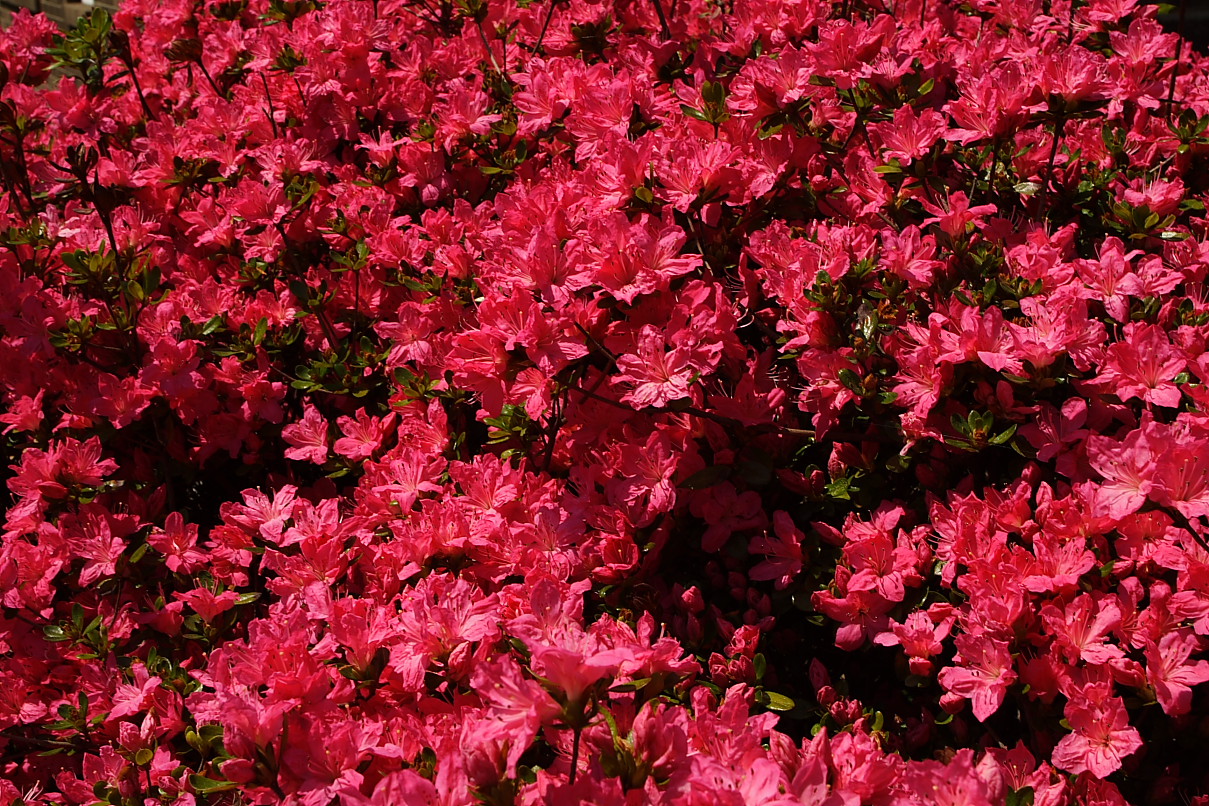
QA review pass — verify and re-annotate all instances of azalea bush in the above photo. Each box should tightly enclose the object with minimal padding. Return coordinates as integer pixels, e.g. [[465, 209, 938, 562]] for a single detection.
[[2, 0, 1209, 802]]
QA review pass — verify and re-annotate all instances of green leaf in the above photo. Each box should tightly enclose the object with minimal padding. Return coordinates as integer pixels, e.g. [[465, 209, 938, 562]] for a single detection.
[[252, 317, 268, 345], [837, 368, 864, 394], [1007, 787, 1035, 806], [129, 542, 149, 564], [188, 775, 237, 793], [763, 691, 795, 711], [609, 677, 652, 693], [199, 724, 225, 742], [988, 424, 1017, 445], [757, 122, 784, 140], [134, 748, 154, 766], [824, 476, 852, 500], [201, 314, 225, 335]]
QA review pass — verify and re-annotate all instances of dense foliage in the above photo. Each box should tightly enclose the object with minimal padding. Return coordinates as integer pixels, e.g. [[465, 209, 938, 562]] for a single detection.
[[2, 0, 1209, 802]]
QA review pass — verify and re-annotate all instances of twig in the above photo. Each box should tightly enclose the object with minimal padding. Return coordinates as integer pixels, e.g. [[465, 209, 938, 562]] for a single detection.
[[261, 74, 280, 138], [1166, 506, 1209, 554], [651, 0, 671, 39], [476, 21, 503, 75], [1166, 0, 1188, 118], [1039, 114, 1066, 214]]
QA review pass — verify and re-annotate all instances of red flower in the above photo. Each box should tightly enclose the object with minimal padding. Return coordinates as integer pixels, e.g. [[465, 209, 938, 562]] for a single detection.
[[1051, 693, 1142, 778]]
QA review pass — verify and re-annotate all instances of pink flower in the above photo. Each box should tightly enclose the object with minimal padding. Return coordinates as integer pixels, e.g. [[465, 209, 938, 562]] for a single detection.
[[1122, 177, 1185, 218], [937, 633, 1016, 721], [872, 104, 948, 164], [174, 588, 239, 624], [920, 192, 998, 238], [1145, 630, 1209, 716], [1085, 423, 1157, 519], [614, 326, 697, 409], [1042, 595, 1124, 666], [814, 567, 894, 650], [1095, 322, 1186, 408], [333, 409, 395, 462], [148, 512, 207, 573], [874, 608, 954, 676], [282, 405, 330, 464], [749, 510, 806, 589], [1150, 415, 1209, 520], [472, 658, 561, 775], [1051, 695, 1142, 778]]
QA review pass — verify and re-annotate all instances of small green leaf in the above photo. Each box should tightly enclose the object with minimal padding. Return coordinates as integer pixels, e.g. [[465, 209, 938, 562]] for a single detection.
[[188, 775, 237, 793], [253, 317, 268, 345], [1007, 787, 1035, 806], [763, 691, 795, 711], [988, 424, 1017, 445], [837, 368, 864, 394], [201, 315, 224, 335], [609, 677, 652, 693]]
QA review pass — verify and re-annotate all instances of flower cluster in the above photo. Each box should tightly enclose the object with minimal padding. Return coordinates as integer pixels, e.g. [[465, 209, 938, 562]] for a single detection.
[[2, 0, 1209, 803]]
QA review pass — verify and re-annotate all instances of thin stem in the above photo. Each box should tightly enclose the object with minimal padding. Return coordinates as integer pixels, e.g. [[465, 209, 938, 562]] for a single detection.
[[1039, 114, 1066, 214], [845, 88, 877, 160], [261, 73, 280, 138], [0, 165, 28, 221], [195, 59, 224, 98], [476, 20, 503, 74], [535, 0, 558, 53], [542, 389, 563, 472], [1166, 506, 1209, 554], [651, 0, 671, 39], [568, 725, 582, 785], [126, 66, 155, 120], [1166, 0, 1188, 118]]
